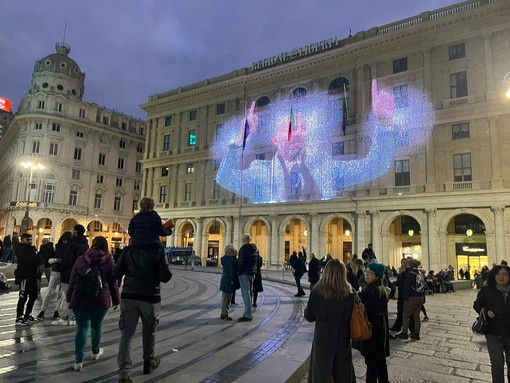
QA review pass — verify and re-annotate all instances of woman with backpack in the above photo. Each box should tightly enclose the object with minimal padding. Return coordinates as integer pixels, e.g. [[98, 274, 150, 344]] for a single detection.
[[67, 236, 120, 371]]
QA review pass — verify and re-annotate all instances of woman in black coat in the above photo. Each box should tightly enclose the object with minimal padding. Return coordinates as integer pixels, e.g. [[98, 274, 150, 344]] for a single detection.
[[304, 259, 355, 383], [307, 252, 321, 290], [360, 262, 390, 383], [252, 254, 263, 307], [473, 265, 510, 383]]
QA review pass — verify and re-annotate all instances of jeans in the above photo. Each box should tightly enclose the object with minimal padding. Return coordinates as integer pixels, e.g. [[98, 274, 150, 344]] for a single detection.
[[486, 334, 510, 383], [54, 282, 70, 318], [239, 274, 254, 319], [41, 271, 61, 312], [118, 299, 161, 380], [2, 247, 11, 263], [73, 308, 108, 363]]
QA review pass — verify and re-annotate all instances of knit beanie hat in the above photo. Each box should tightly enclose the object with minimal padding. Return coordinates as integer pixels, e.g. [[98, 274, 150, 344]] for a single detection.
[[366, 262, 385, 279]]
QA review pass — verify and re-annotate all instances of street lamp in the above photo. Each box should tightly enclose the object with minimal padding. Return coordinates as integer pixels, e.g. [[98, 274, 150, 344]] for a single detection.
[[20, 158, 44, 234]]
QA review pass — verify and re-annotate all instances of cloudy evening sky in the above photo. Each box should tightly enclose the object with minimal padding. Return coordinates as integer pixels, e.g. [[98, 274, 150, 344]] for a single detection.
[[1, 0, 462, 119]]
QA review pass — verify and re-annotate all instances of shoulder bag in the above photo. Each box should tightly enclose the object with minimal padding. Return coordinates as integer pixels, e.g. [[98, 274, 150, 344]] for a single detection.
[[472, 308, 488, 335], [351, 292, 373, 341]]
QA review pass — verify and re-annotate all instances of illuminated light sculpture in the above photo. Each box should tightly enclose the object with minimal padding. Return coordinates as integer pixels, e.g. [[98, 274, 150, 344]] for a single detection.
[[213, 80, 435, 204]]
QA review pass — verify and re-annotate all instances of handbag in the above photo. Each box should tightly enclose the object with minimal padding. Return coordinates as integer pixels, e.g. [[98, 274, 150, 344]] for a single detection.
[[350, 292, 373, 341], [472, 308, 488, 335]]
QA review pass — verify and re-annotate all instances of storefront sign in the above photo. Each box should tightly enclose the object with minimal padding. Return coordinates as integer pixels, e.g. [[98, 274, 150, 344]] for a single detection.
[[10, 201, 38, 208], [455, 243, 487, 255]]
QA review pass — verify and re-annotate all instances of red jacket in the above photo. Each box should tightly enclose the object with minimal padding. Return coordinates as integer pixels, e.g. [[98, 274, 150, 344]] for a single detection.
[[67, 248, 120, 310]]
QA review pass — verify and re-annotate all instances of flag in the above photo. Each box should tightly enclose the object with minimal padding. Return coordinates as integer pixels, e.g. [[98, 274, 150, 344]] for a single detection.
[[242, 118, 250, 150], [288, 106, 295, 141], [341, 97, 347, 136]]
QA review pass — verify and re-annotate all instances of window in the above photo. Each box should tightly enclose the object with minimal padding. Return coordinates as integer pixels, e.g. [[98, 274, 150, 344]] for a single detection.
[[74, 147, 82, 160], [186, 163, 195, 174], [114, 196, 121, 211], [43, 183, 55, 203], [292, 87, 307, 98], [255, 96, 271, 108], [132, 199, 139, 213], [393, 84, 409, 108], [188, 130, 196, 146], [32, 141, 40, 154], [449, 43, 465, 60], [184, 182, 193, 201], [72, 169, 81, 180], [93, 221, 102, 232], [69, 191, 78, 206], [393, 57, 408, 73], [215, 124, 224, 141], [49, 142, 59, 155], [136, 144, 143, 154], [161, 167, 169, 177], [135, 161, 142, 173], [116, 177, 123, 187], [35, 123, 42, 130], [332, 142, 344, 156], [159, 185, 167, 203], [94, 194, 102, 209], [394, 160, 410, 186], [139, 126, 145, 136], [103, 116, 109, 125], [117, 157, 125, 170], [52, 123, 61, 132], [452, 123, 470, 140], [121, 122, 127, 130], [98, 153, 106, 166], [212, 180, 220, 199], [164, 116, 173, 126], [79, 108, 86, 118], [163, 134, 171, 151], [453, 153, 472, 182], [189, 110, 197, 121], [96, 174, 104, 184], [255, 153, 266, 161], [450, 71, 468, 99], [76, 130, 84, 138], [134, 180, 141, 190], [119, 139, 126, 149], [216, 103, 225, 115], [56, 102, 63, 112], [38, 100, 45, 109]]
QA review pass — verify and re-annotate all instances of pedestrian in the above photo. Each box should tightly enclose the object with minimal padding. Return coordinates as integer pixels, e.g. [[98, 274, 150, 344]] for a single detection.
[[3, 235, 12, 263], [219, 244, 237, 320], [360, 262, 390, 383], [289, 250, 306, 297], [304, 259, 356, 383], [39, 238, 55, 283], [190, 249, 196, 271], [0, 271, 11, 291], [390, 258, 409, 332], [459, 268, 465, 280], [37, 231, 73, 320], [307, 252, 321, 290], [253, 251, 263, 308], [348, 258, 364, 292], [113, 238, 173, 382], [14, 234, 43, 325], [53, 224, 89, 326], [465, 269, 471, 280], [473, 264, 510, 383], [237, 233, 258, 322], [67, 236, 119, 371], [397, 259, 425, 340]]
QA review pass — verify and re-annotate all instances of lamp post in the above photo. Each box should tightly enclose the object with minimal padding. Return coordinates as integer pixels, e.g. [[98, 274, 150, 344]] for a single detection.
[[20, 158, 44, 234]]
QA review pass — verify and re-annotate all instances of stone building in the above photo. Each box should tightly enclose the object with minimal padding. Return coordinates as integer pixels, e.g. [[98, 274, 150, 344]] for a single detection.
[[0, 43, 145, 248], [140, 0, 510, 276]]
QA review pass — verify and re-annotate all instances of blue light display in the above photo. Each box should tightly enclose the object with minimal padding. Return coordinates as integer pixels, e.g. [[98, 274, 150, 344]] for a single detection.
[[213, 80, 434, 204]]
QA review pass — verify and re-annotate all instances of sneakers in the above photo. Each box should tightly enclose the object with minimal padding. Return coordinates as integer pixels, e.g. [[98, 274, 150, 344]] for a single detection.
[[237, 316, 253, 322], [143, 357, 160, 375], [52, 310, 59, 320], [252, 303, 258, 308], [37, 311, 45, 321], [410, 333, 421, 341], [25, 315, 38, 323], [396, 332, 409, 340], [73, 362, 83, 371], [15, 317, 29, 326], [220, 315, 233, 321], [92, 348, 104, 360], [69, 317, 76, 326], [51, 316, 69, 326]]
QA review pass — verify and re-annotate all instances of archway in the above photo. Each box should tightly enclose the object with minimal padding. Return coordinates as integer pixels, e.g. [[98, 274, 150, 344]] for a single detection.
[[388, 215, 422, 268], [108, 222, 126, 251], [36, 218, 52, 248], [87, 220, 104, 244], [61, 218, 78, 233], [282, 218, 308, 263], [246, 219, 269, 264], [179, 222, 195, 248], [324, 217, 352, 262], [206, 219, 224, 265]]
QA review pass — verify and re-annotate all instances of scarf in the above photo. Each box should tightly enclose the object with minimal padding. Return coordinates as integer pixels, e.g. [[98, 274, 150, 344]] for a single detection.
[[496, 284, 510, 302]]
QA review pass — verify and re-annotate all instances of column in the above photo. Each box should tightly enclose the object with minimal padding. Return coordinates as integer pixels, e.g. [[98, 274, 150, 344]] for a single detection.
[[483, 33, 496, 101], [488, 116, 503, 189], [486, 231, 497, 266], [355, 65, 365, 123], [422, 48, 432, 92], [380, 233, 389, 265], [270, 214, 280, 268], [355, 211, 367, 256], [319, 231, 326, 258], [427, 209, 440, 272], [438, 231, 448, 270], [233, 216, 241, 250], [195, 218, 203, 261], [370, 210, 381, 257], [310, 213, 319, 256], [171, 164, 180, 208], [492, 206, 506, 264], [225, 216, 233, 245]]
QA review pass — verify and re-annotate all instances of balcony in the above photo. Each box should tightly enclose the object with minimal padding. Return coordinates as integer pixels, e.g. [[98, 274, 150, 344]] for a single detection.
[[443, 181, 480, 192]]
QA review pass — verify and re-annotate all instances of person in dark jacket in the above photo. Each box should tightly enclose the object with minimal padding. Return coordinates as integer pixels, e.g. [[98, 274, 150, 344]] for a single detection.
[[237, 233, 258, 322], [289, 250, 305, 297], [397, 259, 424, 340], [304, 259, 356, 383], [38, 231, 72, 320], [390, 258, 409, 332], [128, 197, 172, 252], [219, 244, 237, 320], [15, 234, 43, 325], [252, 252, 263, 307], [474, 265, 510, 383], [360, 262, 390, 383], [67, 236, 119, 371], [39, 238, 55, 283], [3, 235, 12, 262], [113, 239, 173, 382], [348, 258, 364, 292], [307, 252, 321, 290], [54, 224, 89, 326]]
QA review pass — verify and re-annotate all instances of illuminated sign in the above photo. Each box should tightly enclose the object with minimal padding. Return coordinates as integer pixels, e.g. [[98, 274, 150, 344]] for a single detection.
[[455, 243, 487, 255], [0, 97, 12, 112], [10, 201, 39, 208]]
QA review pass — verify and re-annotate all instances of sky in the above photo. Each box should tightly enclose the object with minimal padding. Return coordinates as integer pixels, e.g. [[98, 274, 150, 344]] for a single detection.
[[1, 0, 462, 119]]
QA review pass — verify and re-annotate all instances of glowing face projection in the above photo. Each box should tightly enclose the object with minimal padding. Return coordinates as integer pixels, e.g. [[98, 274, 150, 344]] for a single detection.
[[212, 80, 434, 204]]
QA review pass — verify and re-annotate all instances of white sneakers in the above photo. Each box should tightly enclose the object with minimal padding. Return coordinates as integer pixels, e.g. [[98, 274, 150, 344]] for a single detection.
[[51, 317, 76, 326], [73, 362, 83, 371], [92, 348, 104, 360]]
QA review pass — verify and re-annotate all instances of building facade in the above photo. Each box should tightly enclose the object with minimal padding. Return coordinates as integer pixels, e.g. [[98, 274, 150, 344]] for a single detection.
[[141, 0, 510, 276], [0, 43, 146, 248]]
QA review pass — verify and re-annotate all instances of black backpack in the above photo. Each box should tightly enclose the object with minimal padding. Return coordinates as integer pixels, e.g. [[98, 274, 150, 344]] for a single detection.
[[75, 261, 103, 297]]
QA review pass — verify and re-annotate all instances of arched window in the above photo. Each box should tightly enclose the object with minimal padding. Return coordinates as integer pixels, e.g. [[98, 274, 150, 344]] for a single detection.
[[329, 77, 350, 93], [292, 87, 307, 98], [255, 96, 271, 108]]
